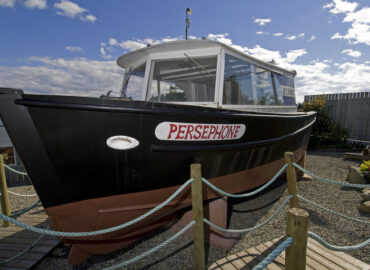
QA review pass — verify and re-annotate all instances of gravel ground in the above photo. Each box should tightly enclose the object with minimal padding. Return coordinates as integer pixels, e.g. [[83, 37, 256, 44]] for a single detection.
[[3, 150, 369, 269]]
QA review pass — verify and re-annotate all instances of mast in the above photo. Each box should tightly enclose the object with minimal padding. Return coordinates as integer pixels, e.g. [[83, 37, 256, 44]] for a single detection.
[[185, 7, 192, 40]]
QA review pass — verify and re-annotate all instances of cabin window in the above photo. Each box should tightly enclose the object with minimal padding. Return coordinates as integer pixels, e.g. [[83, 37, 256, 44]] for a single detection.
[[255, 67, 276, 105], [146, 56, 217, 103], [272, 73, 284, 105], [223, 54, 255, 105], [123, 63, 146, 100], [275, 74, 296, 105], [223, 54, 291, 106]]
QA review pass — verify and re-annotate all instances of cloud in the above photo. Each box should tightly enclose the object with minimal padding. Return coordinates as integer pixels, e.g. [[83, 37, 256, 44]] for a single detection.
[[273, 33, 283, 37], [308, 35, 316, 41], [285, 49, 307, 63], [54, 0, 96, 23], [0, 57, 122, 96], [326, 1, 370, 46], [65, 46, 82, 52], [298, 33, 305, 38], [343, 7, 370, 24], [0, 0, 16, 7], [82, 14, 96, 23], [99, 36, 183, 59], [256, 31, 268, 35], [341, 49, 361, 57], [285, 35, 297, 40], [323, 0, 357, 14], [24, 0, 47, 9], [100, 47, 112, 59], [254, 18, 271, 26]]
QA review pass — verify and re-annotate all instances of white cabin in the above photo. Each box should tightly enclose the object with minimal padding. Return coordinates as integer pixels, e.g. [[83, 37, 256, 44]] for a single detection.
[[117, 39, 297, 112]]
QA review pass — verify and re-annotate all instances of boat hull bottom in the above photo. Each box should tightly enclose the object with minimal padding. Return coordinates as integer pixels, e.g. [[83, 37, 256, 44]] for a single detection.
[[45, 149, 306, 265]]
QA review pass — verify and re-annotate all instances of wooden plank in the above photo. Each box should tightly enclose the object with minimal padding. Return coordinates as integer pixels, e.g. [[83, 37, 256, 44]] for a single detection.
[[0, 236, 59, 246], [235, 250, 254, 270], [0, 206, 59, 270], [2, 267, 25, 270], [273, 244, 320, 270], [310, 240, 369, 270], [209, 237, 369, 270], [261, 240, 289, 269], [0, 250, 50, 260], [0, 230, 49, 238], [306, 248, 346, 270], [214, 257, 237, 270], [307, 240, 361, 270], [253, 242, 284, 270], [226, 254, 246, 269], [344, 152, 370, 160], [2, 257, 39, 269], [243, 246, 270, 268]]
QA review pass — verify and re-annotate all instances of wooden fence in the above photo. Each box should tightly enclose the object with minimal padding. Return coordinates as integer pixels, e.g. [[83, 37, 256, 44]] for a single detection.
[[304, 92, 370, 141]]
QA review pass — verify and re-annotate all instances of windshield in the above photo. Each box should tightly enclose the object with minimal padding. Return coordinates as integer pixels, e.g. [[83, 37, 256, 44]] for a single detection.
[[146, 56, 217, 103], [122, 63, 147, 100]]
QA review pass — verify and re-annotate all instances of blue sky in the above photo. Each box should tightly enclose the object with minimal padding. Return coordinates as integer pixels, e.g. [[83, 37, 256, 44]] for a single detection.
[[0, 0, 369, 102]]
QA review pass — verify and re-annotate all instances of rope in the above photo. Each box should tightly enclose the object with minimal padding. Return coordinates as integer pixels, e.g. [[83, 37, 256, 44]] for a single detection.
[[0, 228, 47, 265], [309, 232, 370, 251], [293, 163, 370, 189], [298, 195, 370, 225], [202, 164, 288, 198], [10, 200, 41, 219], [3, 164, 28, 176], [252, 237, 293, 270], [203, 195, 292, 233], [0, 179, 193, 237], [103, 221, 195, 270], [7, 190, 37, 197]]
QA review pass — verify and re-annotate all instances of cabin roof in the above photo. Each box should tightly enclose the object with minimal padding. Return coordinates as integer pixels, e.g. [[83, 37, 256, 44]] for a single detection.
[[116, 39, 296, 76]]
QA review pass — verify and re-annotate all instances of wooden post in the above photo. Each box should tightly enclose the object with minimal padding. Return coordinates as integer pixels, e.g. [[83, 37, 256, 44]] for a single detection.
[[285, 208, 309, 270], [191, 164, 205, 270], [284, 152, 299, 208], [0, 154, 11, 227]]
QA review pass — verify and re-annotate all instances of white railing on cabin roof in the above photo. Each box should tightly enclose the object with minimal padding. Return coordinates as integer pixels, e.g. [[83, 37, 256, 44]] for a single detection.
[[304, 91, 370, 103]]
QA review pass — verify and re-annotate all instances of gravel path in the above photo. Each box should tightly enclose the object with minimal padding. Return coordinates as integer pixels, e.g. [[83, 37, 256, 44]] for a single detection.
[[3, 150, 369, 269]]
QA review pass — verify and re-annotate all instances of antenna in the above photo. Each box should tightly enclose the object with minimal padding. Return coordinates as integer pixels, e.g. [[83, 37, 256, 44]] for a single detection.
[[185, 7, 192, 40]]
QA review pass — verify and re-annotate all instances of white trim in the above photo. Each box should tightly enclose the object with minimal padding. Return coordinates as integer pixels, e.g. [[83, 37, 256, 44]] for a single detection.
[[149, 47, 220, 61], [216, 47, 225, 107], [158, 101, 218, 108], [142, 58, 152, 101], [220, 104, 297, 112]]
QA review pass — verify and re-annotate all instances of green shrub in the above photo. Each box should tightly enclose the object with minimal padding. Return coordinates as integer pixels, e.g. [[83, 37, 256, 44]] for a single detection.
[[303, 97, 349, 149]]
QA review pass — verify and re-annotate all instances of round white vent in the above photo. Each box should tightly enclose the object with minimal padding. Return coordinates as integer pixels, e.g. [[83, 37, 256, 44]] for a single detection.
[[106, 136, 139, 150]]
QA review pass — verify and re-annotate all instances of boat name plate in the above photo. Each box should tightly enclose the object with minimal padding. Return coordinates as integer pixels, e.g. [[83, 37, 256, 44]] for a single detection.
[[155, 122, 246, 141]]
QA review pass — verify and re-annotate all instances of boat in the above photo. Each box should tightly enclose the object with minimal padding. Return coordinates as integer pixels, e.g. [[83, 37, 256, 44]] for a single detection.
[[0, 39, 316, 263]]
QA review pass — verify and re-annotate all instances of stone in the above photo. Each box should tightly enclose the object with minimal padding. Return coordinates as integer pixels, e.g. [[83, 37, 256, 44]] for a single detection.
[[358, 201, 370, 213], [347, 166, 367, 185], [361, 188, 370, 202]]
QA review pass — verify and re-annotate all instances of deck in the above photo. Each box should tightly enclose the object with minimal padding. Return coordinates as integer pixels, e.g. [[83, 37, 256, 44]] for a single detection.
[[209, 237, 369, 270], [0, 208, 60, 270]]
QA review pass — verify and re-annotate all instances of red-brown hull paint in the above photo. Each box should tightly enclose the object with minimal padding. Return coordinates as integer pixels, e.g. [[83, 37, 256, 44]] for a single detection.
[[45, 147, 305, 263]]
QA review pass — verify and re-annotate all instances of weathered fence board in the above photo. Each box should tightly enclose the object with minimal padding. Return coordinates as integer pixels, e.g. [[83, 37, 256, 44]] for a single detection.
[[304, 92, 370, 141]]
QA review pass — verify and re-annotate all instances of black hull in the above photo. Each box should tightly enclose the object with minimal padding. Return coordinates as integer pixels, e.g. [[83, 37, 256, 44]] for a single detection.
[[0, 88, 315, 208]]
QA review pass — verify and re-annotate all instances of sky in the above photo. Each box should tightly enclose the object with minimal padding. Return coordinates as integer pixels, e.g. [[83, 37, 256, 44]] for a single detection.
[[0, 0, 369, 102]]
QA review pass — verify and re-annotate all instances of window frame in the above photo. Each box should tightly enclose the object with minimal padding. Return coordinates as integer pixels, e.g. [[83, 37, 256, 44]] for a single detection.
[[220, 48, 296, 109], [144, 47, 222, 106]]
